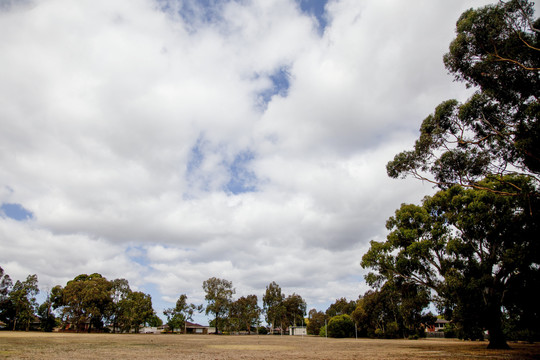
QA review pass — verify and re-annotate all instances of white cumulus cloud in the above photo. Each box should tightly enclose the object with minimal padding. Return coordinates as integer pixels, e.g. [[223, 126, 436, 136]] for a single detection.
[[1, 0, 512, 322]]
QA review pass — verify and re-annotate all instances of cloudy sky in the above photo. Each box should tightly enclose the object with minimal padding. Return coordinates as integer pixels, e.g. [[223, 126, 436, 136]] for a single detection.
[[1, 0, 518, 324]]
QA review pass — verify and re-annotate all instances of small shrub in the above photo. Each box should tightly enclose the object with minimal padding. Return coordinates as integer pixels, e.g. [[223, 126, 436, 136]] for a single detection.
[[327, 315, 355, 338]]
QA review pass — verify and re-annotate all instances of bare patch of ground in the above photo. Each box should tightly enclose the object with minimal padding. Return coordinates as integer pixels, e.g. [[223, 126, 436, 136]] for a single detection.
[[0, 332, 538, 359]]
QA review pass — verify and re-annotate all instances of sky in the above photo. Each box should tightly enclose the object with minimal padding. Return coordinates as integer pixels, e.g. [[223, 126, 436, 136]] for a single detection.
[[0, 0, 521, 325]]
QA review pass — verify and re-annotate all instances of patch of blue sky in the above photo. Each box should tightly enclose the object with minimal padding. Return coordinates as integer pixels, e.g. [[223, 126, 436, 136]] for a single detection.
[[184, 136, 216, 197], [224, 150, 257, 195], [126, 245, 149, 267], [156, 0, 230, 30], [296, 0, 328, 34], [185, 135, 258, 196], [0, 203, 33, 221], [256, 65, 291, 110], [186, 136, 206, 176]]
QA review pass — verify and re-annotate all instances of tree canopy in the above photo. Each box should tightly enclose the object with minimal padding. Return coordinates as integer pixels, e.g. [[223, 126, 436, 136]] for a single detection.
[[326, 297, 357, 318], [202, 277, 235, 334], [262, 281, 284, 332], [362, 176, 540, 348], [229, 295, 260, 334], [387, 0, 539, 197], [8, 274, 39, 331], [376, 0, 540, 349], [163, 294, 202, 333]]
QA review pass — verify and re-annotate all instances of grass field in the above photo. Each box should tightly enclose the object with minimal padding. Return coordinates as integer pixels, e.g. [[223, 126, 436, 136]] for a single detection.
[[0, 332, 539, 359]]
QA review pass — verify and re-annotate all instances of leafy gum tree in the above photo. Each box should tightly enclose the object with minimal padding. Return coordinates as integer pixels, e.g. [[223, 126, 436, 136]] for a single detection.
[[38, 288, 57, 332], [307, 309, 327, 336], [353, 279, 433, 339], [362, 177, 540, 348], [108, 278, 131, 333], [326, 298, 357, 318], [229, 295, 260, 334], [118, 291, 154, 333], [387, 0, 539, 197], [376, 0, 540, 349], [0, 267, 13, 327], [8, 274, 39, 331], [283, 293, 306, 328], [262, 281, 284, 333], [163, 294, 202, 333], [202, 277, 235, 334], [58, 273, 112, 332]]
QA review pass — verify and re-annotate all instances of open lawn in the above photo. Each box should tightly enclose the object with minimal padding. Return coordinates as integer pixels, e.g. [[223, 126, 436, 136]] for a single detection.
[[0, 332, 539, 359]]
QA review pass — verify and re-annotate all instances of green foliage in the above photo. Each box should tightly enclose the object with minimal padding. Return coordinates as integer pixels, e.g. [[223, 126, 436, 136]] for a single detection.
[[362, 177, 540, 348], [229, 295, 260, 333], [352, 280, 432, 339], [0, 269, 42, 332], [37, 301, 56, 332], [38, 288, 57, 332], [307, 309, 327, 336], [118, 291, 154, 333], [203, 277, 235, 334], [319, 324, 327, 337], [326, 298, 357, 318], [262, 281, 284, 331], [327, 314, 355, 338], [0, 267, 14, 328], [163, 294, 188, 332], [8, 274, 39, 331], [146, 313, 163, 327], [58, 273, 112, 332], [387, 0, 539, 197], [262, 282, 306, 332], [108, 278, 131, 333], [163, 294, 202, 333], [283, 293, 306, 327]]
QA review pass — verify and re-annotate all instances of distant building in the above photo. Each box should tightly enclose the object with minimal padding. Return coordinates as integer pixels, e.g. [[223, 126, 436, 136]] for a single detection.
[[426, 318, 450, 332], [140, 326, 161, 334], [289, 326, 307, 336], [185, 321, 209, 334]]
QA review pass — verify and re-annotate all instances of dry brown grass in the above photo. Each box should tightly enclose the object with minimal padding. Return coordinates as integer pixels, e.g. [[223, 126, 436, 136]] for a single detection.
[[0, 331, 539, 359]]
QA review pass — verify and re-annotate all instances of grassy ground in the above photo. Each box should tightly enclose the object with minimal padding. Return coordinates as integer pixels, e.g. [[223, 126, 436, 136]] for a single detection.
[[0, 332, 539, 359]]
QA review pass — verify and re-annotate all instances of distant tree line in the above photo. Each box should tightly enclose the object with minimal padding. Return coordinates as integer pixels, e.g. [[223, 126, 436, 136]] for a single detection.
[[307, 288, 434, 340], [0, 267, 435, 338], [0, 268, 162, 333], [0, 270, 308, 335], [2, 265, 537, 343]]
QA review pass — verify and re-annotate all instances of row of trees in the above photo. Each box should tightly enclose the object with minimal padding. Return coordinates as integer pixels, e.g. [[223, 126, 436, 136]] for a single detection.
[[157, 275, 438, 339], [365, 0, 539, 350], [307, 288, 434, 340], [5, 264, 532, 342], [0, 270, 311, 335], [0, 269, 162, 333], [0, 265, 439, 339], [165, 278, 307, 335]]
